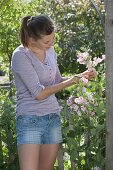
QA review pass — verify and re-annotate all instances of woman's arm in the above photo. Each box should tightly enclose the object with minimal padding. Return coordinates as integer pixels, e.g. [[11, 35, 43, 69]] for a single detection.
[[36, 69, 96, 101], [12, 51, 96, 101], [36, 76, 79, 100]]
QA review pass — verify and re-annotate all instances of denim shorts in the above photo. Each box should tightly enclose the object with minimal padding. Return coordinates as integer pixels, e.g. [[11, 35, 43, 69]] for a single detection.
[[16, 113, 62, 145]]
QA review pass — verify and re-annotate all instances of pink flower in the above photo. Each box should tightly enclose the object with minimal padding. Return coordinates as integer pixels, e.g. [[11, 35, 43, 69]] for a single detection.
[[77, 52, 90, 65], [67, 96, 75, 106], [70, 104, 79, 112], [77, 52, 105, 69], [80, 77, 89, 84], [77, 52, 89, 60], [93, 57, 103, 67], [102, 55, 106, 60], [74, 96, 88, 105]]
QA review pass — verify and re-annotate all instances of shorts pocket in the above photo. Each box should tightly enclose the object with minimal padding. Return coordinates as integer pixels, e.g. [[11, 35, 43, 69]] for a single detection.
[[16, 115, 38, 131]]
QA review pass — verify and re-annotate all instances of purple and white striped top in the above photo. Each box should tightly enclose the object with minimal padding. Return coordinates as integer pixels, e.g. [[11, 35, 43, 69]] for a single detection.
[[11, 45, 62, 116]]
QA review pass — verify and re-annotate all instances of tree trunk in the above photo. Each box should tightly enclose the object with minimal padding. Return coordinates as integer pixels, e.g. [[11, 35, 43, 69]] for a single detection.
[[105, 0, 113, 169]]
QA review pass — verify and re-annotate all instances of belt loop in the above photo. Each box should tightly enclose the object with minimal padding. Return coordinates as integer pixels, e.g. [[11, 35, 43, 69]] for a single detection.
[[49, 113, 53, 120], [48, 114, 50, 120]]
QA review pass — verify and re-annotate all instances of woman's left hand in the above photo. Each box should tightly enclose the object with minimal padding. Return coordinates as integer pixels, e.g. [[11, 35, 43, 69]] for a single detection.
[[80, 68, 97, 80]]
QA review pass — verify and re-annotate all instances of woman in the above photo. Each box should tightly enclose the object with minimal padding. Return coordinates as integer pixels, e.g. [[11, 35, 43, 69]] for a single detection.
[[11, 15, 96, 170]]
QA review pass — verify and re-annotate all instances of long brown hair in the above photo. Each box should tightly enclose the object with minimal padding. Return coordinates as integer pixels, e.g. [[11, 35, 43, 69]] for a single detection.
[[20, 15, 54, 47]]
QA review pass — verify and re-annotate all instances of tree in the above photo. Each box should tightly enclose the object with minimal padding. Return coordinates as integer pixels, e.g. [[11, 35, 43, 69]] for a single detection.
[[105, 0, 113, 169]]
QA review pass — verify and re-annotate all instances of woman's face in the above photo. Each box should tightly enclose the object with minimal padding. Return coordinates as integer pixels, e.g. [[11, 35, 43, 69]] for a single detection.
[[32, 32, 55, 50]]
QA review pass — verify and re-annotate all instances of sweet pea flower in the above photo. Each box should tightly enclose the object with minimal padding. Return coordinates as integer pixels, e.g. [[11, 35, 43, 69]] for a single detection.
[[93, 57, 103, 67], [77, 52, 105, 71], [87, 60, 93, 69], [86, 92, 94, 102], [70, 104, 79, 112], [67, 52, 105, 116], [74, 96, 88, 105], [102, 54, 106, 60], [80, 77, 89, 85], [67, 96, 75, 106], [77, 52, 90, 65], [81, 105, 87, 112]]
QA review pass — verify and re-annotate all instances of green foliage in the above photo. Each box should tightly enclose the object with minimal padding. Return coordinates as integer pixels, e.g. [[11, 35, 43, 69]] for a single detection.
[[0, 90, 18, 170], [61, 68, 105, 169], [47, 0, 105, 74]]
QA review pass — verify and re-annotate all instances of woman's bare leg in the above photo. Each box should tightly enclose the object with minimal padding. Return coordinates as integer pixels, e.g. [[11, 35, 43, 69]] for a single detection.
[[18, 144, 40, 170], [39, 144, 60, 170]]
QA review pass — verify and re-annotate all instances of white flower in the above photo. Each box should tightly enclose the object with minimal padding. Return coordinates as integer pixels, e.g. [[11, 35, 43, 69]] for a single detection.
[[94, 166, 101, 170], [71, 104, 79, 112], [81, 105, 87, 112], [82, 87, 87, 93], [87, 60, 93, 69], [86, 92, 94, 101], [76, 110, 81, 116], [90, 112, 96, 116]]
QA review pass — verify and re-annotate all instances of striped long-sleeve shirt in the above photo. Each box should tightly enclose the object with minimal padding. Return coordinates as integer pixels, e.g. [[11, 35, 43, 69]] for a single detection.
[[11, 45, 62, 116]]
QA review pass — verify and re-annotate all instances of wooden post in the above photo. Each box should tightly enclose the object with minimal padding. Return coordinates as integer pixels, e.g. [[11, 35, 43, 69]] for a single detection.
[[57, 144, 64, 170], [105, 0, 113, 169], [68, 113, 76, 170]]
